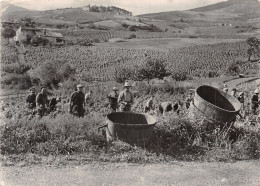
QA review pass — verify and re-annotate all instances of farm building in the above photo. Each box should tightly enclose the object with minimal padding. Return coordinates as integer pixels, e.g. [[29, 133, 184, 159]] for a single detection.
[[14, 27, 41, 43], [14, 26, 64, 45], [82, 4, 90, 11], [43, 31, 64, 44]]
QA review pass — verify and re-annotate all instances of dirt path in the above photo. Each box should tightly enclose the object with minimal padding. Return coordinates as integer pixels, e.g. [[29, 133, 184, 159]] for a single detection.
[[224, 77, 259, 89], [1, 161, 260, 186]]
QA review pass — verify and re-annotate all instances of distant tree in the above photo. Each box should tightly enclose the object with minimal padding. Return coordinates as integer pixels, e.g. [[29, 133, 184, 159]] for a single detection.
[[246, 37, 260, 61], [2, 27, 16, 45], [135, 58, 170, 82], [122, 23, 129, 28]]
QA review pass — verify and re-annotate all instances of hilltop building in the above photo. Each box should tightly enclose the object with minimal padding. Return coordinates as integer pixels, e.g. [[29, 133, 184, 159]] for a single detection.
[[81, 4, 132, 15], [110, 6, 132, 15], [82, 4, 90, 11]]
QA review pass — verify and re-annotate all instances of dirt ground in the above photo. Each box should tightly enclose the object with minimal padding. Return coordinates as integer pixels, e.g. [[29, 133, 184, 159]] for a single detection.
[[1, 160, 260, 186]]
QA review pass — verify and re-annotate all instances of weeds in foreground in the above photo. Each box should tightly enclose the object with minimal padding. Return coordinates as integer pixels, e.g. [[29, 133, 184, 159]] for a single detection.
[[1, 113, 259, 165]]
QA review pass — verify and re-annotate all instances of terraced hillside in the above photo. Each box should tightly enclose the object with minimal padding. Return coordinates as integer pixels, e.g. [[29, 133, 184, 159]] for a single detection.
[[1, 41, 257, 82]]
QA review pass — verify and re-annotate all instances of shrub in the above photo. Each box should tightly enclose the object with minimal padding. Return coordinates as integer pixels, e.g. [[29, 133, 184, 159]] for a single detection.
[[114, 67, 135, 83], [128, 34, 136, 39], [2, 27, 16, 45], [226, 61, 242, 76], [135, 58, 170, 81], [171, 71, 188, 81], [30, 60, 75, 88], [1, 73, 32, 89], [122, 23, 129, 28], [2, 62, 31, 74]]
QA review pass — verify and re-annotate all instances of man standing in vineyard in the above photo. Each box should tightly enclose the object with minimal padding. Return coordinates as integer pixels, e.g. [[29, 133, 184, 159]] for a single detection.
[[26, 88, 36, 109], [107, 87, 119, 112], [14, 41, 28, 64], [230, 88, 237, 98], [70, 84, 85, 117], [251, 89, 259, 115], [85, 91, 93, 107], [185, 91, 194, 109], [118, 82, 134, 112], [144, 96, 154, 113], [36, 86, 49, 117]]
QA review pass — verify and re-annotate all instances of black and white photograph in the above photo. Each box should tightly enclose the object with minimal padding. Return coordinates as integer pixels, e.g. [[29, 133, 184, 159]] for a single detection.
[[0, 0, 260, 185]]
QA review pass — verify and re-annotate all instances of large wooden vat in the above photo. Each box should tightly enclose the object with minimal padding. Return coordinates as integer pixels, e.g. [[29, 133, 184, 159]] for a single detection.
[[106, 112, 157, 146], [191, 85, 241, 124]]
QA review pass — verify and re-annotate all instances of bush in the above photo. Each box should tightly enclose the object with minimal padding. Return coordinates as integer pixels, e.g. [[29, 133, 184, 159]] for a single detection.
[[2, 63, 31, 74], [2, 27, 16, 45], [226, 61, 242, 76], [1, 73, 32, 89], [128, 34, 136, 39], [30, 60, 76, 88], [171, 71, 188, 81], [135, 58, 170, 81], [122, 23, 129, 28], [114, 67, 135, 83]]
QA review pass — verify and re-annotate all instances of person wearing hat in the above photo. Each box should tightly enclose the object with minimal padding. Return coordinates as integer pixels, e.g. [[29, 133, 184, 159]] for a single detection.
[[70, 84, 85, 117], [85, 90, 93, 107], [222, 84, 229, 93], [144, 96, 154, 113], [107, 87, 119, 112], [237, 92, 244, 108], [26, 88, 36, 109], [49, 96, 62, 112], [251, 89, 259, 115], [118, 82, 134, 112], [230, 88, 237, 98], [185, 91, 194, 109], [36, 86, 49, 117]]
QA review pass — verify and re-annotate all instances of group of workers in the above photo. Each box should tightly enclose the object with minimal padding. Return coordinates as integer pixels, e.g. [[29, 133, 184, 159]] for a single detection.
[[25, 81, 260, 118], [26, 86, 62, 117], [223, 84, 260, 115], [25, 82, 135, 118], [69, 82, 134, 117]]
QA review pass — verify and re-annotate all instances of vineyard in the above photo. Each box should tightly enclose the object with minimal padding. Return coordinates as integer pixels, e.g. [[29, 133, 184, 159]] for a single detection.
[[61, 29, 251, 43], [1, 40, 257, 82]]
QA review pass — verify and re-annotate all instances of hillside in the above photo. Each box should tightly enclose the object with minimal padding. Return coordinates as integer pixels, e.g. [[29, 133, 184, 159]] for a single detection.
[[0, 2, 33, 19], [191, 0, 260, 15], [140, 0, 260, 22], [0, 2, 30, 13]]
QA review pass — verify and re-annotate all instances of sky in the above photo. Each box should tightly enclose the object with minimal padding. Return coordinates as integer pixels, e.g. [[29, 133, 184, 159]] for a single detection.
[[0, 0, 236, 15]]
